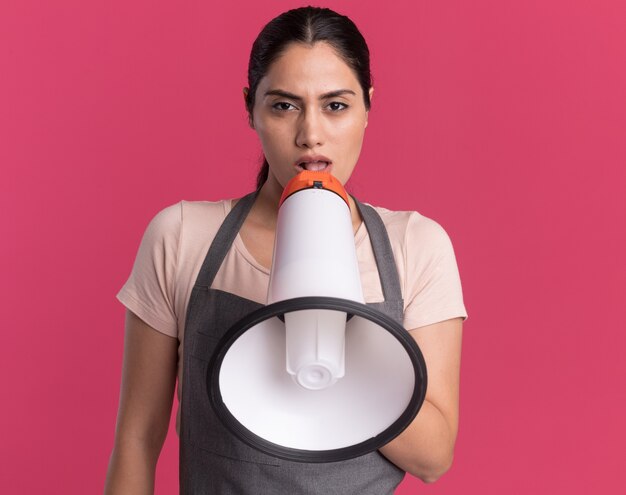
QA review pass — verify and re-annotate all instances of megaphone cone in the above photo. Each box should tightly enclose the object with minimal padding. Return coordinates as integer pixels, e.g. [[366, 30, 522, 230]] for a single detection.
[[208, 172, 427, 462]]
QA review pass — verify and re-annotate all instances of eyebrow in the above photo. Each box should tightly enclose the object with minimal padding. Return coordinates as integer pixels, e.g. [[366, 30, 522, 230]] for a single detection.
[[264, 89, 357, 101]]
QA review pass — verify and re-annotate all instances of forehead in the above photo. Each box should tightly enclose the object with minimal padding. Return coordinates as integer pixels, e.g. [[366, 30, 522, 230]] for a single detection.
[[259, 42, 362, 96]]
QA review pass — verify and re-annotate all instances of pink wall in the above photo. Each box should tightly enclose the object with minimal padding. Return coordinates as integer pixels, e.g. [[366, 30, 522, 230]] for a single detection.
[[1, 0, 625, 493]]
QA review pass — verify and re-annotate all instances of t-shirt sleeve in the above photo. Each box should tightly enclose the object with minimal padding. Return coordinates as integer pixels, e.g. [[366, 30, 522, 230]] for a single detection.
[[403, 212, 468, 330], [116, 203, 182, 338]]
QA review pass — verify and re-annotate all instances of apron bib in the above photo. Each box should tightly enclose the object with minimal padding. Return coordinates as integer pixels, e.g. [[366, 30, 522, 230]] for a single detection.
[[180, 192, 407, 494]]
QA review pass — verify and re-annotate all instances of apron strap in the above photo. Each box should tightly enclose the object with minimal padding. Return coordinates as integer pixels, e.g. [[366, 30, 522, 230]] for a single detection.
[[353, 198, 403, 303], [194, 191, 259, 288]]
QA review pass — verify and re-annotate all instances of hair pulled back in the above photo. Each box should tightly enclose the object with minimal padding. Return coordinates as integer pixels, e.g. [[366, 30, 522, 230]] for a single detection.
[[246, 6, 373, 190]]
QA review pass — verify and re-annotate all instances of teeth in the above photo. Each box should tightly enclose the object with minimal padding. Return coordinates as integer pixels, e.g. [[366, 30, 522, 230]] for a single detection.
[[302, 161, 328, 171]]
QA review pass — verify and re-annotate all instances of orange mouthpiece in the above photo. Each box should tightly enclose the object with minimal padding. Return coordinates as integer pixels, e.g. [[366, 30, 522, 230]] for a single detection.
[[279, 171, 350, 208]]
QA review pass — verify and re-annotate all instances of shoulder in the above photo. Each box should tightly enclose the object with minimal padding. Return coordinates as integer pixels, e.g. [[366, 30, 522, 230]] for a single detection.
[[134, 200, 232, 265], [367, 204, 453, 252], [150, 199, 230, 223], [144, 199, 230, 237]]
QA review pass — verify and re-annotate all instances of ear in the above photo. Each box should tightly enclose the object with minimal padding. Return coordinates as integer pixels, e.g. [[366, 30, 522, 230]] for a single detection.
[[365, 87, 374, 128], [243, 87, 254, 129]]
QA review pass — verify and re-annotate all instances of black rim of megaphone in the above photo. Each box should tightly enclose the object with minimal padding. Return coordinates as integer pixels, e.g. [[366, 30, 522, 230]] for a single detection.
[[207, 296, 428, 463]]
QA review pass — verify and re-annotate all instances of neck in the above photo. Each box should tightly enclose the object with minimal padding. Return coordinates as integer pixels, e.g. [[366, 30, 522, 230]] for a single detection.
[[346, 195, 363, 233]]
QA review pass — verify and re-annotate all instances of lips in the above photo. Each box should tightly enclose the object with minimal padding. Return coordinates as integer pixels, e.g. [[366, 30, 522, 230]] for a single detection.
[[295, 155, 332, 172]]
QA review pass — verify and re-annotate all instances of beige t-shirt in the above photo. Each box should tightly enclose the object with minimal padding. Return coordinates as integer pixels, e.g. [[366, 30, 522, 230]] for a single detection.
[[117, 199, 467, 425]]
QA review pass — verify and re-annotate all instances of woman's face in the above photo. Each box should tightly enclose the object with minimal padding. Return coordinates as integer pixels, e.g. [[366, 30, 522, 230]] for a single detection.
[[250, 42, 372, 192]]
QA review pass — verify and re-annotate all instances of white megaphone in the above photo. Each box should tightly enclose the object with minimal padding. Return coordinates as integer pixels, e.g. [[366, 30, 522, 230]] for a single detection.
[[208, 171, 427, 462]]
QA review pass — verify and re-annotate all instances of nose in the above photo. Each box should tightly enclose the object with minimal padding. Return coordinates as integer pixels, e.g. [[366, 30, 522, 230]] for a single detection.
[[295, 109, 324, 149]]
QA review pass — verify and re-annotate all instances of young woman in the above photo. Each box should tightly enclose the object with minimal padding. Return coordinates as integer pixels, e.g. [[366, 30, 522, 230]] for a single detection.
[[105, 6, 467, 494]]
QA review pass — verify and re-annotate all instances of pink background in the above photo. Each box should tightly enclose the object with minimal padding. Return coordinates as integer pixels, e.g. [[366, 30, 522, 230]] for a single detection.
[[1, 0, 625, 493]]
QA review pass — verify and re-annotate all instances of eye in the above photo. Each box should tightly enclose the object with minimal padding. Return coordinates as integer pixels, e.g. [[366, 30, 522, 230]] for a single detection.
[[272, 102, 297, 111], [327, 101, 348, 112]]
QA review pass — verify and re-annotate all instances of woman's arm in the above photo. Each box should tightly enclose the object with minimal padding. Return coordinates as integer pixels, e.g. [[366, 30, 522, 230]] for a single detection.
[[105, 310, 178, 494], [378, 317, 463, 483]]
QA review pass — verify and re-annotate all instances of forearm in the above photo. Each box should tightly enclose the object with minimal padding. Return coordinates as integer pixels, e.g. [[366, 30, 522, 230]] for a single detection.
[[378, 399, 457, 483], [105, 312, 178, 494], [104, 439, 159, 495]]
